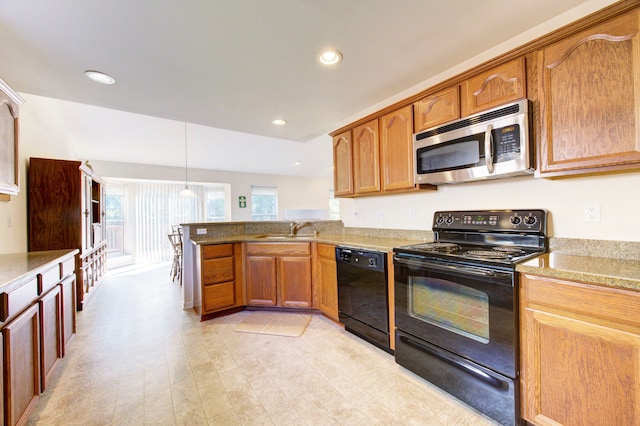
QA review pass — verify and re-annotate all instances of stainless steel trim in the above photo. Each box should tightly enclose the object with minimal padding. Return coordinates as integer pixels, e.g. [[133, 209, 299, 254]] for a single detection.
[[485, 123, 494, 174]]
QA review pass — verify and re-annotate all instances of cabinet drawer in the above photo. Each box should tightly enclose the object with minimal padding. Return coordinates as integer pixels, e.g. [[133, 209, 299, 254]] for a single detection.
[[60, 257, 75, 279], [203, 282, 235, 312], [0, 278, 39, 322], [246, 242, 311, 256], [38, 265, 61, 295], [203, 257, 234, 284], [316, 243, 336, 259], [203, 244, 234, 259]]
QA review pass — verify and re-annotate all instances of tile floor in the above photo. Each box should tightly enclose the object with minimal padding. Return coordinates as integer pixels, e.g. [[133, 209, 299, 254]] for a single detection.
[[28, 263, 499, 425]]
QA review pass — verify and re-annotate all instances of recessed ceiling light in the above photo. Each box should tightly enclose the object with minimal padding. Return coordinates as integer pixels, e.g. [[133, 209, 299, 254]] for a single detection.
[[318, 50, 343, 65], [294, 161, 301, 166], [272, 118, 287, 126], [84, 70, 115, 85]]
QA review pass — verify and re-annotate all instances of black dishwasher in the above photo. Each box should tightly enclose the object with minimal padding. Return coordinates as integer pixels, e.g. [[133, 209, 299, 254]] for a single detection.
[[336, 247, 391, 353]]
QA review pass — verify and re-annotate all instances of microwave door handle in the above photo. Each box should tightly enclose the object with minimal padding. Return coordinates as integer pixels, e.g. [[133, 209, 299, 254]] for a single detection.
[[485, 124, 494, 174]]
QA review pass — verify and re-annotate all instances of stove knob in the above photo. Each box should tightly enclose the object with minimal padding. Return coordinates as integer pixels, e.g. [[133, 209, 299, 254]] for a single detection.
[[524, 215, 537, 225], [510, 216, 522, 225], [435, 216, 444, 225], [445, 216, 454, 225]]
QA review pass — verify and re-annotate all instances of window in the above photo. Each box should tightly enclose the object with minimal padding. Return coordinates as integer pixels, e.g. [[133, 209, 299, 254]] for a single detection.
[[251, 185, 278, 221], [105, 185, 127, 256], [206, 186, 226, 222], [328, 189, 340, 220]]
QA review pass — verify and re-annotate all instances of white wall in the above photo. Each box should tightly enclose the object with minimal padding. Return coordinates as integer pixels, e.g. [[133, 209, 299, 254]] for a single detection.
[[338, 172, 640, 241]]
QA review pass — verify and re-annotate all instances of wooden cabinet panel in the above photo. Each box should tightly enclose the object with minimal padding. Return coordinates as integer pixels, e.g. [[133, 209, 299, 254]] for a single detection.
[[203, 282, 235, 312], [246, 256, 278, 306], [60, 276, 76, 357], [413, 86, 461, 132], [316, 244, 338, 321], [39, 286, 62, 392], [536, 9, 640, 177], [203, 257, 234, 284], [279, 257, 312, 308], [353, 119, 381, 194], [332, 131, 354, 197], [520, 274, 640, 425], [3, 303, 40, 426], [0, 78, 22, 197], [380, 105, 415, 192], [460, 57, 526, 117]]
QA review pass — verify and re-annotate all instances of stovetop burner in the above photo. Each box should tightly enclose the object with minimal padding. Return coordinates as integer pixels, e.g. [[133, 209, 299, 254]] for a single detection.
[[465, 250, 511, 260], [412, 242, 461, 253]]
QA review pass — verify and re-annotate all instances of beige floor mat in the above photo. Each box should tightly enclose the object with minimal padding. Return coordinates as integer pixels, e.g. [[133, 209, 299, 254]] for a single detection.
[[234, 312, 312, 337]]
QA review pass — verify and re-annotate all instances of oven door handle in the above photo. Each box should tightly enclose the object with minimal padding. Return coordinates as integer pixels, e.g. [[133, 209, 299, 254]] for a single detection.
[[399, 334, 507, 390], [393, 255, 511, 279]]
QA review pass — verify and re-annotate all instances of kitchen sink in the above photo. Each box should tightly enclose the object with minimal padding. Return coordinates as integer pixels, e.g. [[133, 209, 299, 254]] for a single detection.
[[254, 234, 313, 240]]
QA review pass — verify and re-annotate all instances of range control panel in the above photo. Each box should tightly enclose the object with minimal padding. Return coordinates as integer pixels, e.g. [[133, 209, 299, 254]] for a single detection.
[[433, 209, 547, 233]]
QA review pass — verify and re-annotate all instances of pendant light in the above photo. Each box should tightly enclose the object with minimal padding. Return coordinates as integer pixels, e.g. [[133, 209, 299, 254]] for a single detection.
[[179, 123, 196, 198]]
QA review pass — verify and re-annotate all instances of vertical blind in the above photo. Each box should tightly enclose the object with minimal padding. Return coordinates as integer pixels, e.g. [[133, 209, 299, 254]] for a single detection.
[[135, 182, 198, 262]]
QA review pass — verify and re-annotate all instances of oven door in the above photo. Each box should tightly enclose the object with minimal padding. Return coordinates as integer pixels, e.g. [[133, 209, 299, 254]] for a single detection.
[[394, 253, 517, 378]]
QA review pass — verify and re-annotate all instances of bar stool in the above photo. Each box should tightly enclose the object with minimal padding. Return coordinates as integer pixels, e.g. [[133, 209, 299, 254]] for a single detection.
[[168, 231, 183, 285]]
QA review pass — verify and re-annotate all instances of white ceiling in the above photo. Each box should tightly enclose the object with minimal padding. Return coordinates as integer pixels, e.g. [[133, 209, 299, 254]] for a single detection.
[[0, 0, 610, 176]]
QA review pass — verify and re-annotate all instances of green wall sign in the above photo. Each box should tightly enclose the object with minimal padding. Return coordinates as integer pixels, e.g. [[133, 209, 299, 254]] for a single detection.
[[238, 195, 247, 208]]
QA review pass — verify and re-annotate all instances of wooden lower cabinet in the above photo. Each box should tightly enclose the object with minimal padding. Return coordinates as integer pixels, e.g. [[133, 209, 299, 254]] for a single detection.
[[195, 243, 244, 319], [0, 251, 77, 425], [60, 276, 76, 357], [246, 243, 312, 308], [520, 274, 640, 425], [315, 243, 338, 321], [3, 304, 40, 426], [38, 286, 62, 392]]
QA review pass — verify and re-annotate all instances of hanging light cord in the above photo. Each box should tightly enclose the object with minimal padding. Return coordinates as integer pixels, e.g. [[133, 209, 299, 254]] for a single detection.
[[184, 123, 189, 187]]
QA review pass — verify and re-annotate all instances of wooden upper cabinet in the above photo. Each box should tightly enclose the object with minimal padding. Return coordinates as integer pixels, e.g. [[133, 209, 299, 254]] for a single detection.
[[460, 57, 526, 117], [413, 85, 461, 132], [352, 119, 381, 194], [536, 9, 640, 177], [380, 105, 415, 192], [332, 131, 354, 197]]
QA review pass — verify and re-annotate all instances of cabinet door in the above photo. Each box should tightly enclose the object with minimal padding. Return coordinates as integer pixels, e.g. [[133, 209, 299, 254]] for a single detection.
[[413, 86, 460, 132], [537, 9, 640, 177], [246, 256, 277, 306], [332, 131, 354, 197], [460, 57, 526, 116], [380, 105, 415, 192], [203, 257, 234, 284], [316, 244, 338, 321], [279, 256, 312, 308], [520, 274, 640, 425], [353, 119, 381, 194], [60, 275, 76, 356], [4, 303, 40, 426], [39, 285, 62, 392]]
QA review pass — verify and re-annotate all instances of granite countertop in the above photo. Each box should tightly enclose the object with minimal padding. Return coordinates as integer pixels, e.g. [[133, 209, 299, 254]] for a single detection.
[[0, 249, 78, 293], [191, 233, 426, 253], [517, 253, 640, 292]]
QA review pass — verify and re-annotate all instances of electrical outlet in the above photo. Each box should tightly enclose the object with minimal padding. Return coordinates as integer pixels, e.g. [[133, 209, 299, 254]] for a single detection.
[[196, 228, 207, 235], [583, 204, 601, 223]]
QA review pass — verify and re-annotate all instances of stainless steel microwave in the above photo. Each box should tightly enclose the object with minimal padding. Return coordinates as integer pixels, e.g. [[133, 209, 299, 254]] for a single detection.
[[414, 99, 533, 185]]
